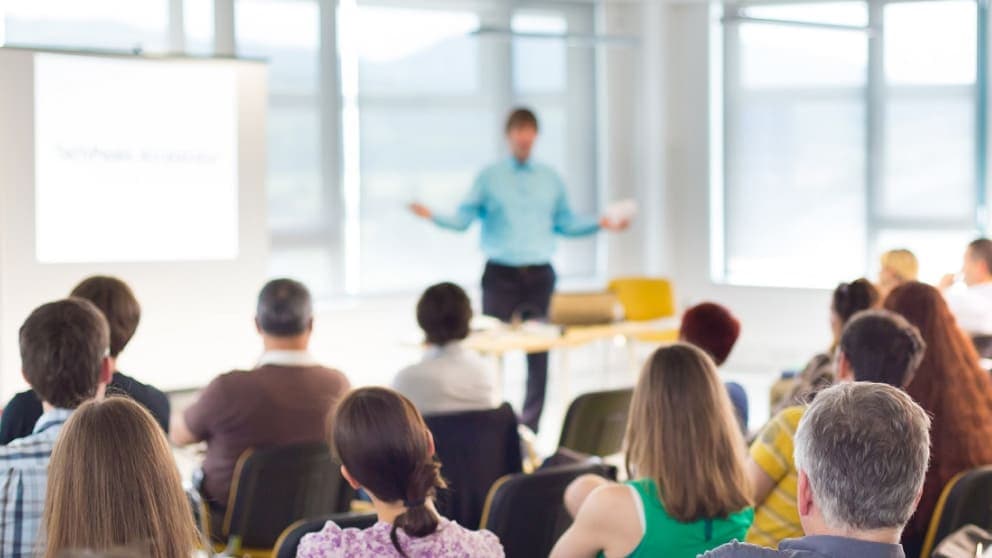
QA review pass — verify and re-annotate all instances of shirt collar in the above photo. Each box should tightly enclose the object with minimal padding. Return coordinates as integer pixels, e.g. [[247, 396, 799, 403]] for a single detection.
[[425, 341, 465, 360], [780, 535, 905, 558], [257, 350, 320, 368], [33, 408, 73, 435], [509, 156, 533, 171]]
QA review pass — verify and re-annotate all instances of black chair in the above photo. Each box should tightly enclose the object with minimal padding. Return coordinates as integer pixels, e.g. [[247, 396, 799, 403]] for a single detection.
[[205, 442, 354, 556], [424, 403, 522, 530], [273, 512, 378, 558], [558, 389, 632, 456], [480, 462, 618, 558], [920, 466, 992, 558]]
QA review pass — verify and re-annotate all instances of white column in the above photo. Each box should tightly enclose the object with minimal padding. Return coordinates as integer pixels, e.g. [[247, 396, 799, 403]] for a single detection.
[[168, 0, 187, 54], [214, 0, 236, 57]]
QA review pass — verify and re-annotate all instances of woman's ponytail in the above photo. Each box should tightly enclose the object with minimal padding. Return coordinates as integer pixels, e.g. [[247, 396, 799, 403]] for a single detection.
[[389, 457, 446, 556]]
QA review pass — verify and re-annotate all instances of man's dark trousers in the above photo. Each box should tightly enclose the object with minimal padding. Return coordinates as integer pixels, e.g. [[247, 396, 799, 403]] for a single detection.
[[481, 261, 556, 432]]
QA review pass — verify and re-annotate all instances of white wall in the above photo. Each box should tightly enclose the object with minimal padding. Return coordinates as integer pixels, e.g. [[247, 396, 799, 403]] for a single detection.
[[661, 3, 833, 374]]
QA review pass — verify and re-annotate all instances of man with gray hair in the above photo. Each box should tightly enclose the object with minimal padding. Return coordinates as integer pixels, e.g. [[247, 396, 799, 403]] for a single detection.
[[171, 278, 350, 535], [704, 382, 931, 558]]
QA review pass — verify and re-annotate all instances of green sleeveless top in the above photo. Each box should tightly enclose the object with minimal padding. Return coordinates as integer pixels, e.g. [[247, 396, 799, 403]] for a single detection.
[[600, 478, 754, 558]]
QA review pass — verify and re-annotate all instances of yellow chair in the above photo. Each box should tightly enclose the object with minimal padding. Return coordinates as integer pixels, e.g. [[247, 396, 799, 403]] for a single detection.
[[607, 277, 679, 343]]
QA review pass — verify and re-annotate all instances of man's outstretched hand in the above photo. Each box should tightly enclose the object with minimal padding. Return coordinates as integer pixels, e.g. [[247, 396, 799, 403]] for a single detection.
[[409, 202, 432, 219]]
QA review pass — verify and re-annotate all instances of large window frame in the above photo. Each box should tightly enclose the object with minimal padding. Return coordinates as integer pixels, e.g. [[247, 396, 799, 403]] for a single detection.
[[263, 0, 604, 297], [716, 0, 990, 287]]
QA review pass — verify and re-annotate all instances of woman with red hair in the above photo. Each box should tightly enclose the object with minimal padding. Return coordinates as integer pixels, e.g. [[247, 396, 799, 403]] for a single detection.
[[885, 281, 992, 557], [679, 302, 748, 432]]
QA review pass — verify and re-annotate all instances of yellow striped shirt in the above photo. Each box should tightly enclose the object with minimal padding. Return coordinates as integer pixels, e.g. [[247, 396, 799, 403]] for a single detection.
[[745, 405, 805, 548]]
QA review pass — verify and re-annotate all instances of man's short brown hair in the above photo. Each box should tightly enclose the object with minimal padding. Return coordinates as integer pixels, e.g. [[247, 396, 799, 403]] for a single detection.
[[19, 298, 109, 409], [505, 107, 539, 133], [839, 309, 926, 388], [70, 276, 140, 357], [969, 238, 992, 275]]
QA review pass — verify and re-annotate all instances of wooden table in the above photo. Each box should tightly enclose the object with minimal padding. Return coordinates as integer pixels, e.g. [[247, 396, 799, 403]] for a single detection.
[[465, 319, 680, 403]]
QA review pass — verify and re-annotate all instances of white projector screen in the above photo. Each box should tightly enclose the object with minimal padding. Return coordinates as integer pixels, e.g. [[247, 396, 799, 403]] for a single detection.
[[0, 48, 269, 399], [34, 53, 239, 263]]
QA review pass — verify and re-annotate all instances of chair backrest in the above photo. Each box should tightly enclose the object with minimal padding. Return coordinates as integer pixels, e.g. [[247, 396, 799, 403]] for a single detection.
[[224, 442, 354, 550], [608, 277, 676, 321], [558, 389, 633, 457], [481, 462, 618, 558], [273, 512, 378, 558], [424, 403, 523, 530], [922, 466, 992, 558]]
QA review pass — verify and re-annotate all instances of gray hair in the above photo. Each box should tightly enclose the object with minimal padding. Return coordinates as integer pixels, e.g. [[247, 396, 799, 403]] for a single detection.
[[794, 382, 931, 531], [256, 278, 313, 337]]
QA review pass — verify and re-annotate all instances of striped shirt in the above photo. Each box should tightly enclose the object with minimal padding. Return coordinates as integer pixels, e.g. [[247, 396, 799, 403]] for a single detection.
[[0, 408, 71, 557], [746, 406, 805, 548]]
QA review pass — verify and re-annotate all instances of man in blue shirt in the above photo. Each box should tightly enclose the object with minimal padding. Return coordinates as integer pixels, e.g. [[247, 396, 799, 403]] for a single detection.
[[0, 298, 114, 557], [411, 108, 627, 431]]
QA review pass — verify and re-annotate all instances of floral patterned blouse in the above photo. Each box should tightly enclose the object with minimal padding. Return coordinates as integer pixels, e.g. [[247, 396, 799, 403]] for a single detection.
[[296, 518, 505, 558]]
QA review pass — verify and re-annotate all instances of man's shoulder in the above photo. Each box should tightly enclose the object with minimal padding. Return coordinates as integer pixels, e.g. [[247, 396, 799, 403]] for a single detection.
[[0, 428, 56, 462], [702, 541, 792, 558]]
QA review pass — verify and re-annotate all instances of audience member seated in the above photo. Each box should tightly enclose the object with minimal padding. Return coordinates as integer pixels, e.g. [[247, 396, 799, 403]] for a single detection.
[[170, 278, 350, 524], [0, 298, 113, 557], [746, 308, 925, 549], [772, 278, 879, 414], [679, 302, 749, 431], [393, 282, 497, 414], [703, 382, 931, 558], [42, 397, 201, 558], [885, 281, 992, 557], [297, 387, 504, 557], [940, 238, 992, 335], [549, 343, 753, 558], [878, 248, 919, 298], [0, 276, 169, 443]]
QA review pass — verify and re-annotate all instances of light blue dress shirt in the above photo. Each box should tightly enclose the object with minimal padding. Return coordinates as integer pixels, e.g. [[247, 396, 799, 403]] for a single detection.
[[0, 407, 72, 557], [432, 158, 600, 266]]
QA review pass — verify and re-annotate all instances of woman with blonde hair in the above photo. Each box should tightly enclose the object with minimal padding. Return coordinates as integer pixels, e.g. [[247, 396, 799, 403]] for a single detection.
[[878, 248, 919, 296], [42, 397, 201, 558], [550, 343, 753, 558]]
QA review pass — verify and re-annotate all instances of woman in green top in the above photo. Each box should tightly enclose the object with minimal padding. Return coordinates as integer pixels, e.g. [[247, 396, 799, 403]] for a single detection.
[[550, 343, 754, 558]]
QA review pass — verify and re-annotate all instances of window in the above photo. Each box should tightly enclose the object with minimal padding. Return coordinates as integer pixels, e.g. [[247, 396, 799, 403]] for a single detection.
[[235, 0, 333, 294], [720, 0, 984, 288], [2, 0, 168, 52], [184, 0, 214, 55], [335, 2, 599, 295]]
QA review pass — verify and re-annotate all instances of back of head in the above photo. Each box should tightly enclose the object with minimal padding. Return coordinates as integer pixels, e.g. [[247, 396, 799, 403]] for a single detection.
[[43, 397, 200, 558], [968, 238, 992, 277], [679, 302, 741, 366], [256, 278, 313, 337], [333, 387, 445, 554], [883, 281, 984, 397], [880, 249, 919, 282], [416, 282, 472, 346], [70, 276, 141, 358], [625, 343, 751, 522], [19, 298, 110, 409], [839, 309, 926, 388], [832, 278, 880, 325], [505, 107, 539, 133], [794, 382, 931, 532]]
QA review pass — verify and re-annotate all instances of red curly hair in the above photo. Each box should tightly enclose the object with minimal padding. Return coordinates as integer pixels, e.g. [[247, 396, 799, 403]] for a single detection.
[[884, 282, 992, 550]]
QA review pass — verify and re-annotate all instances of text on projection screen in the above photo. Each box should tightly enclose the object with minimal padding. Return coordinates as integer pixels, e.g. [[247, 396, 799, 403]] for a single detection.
[[34, 53, 239, 263]]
